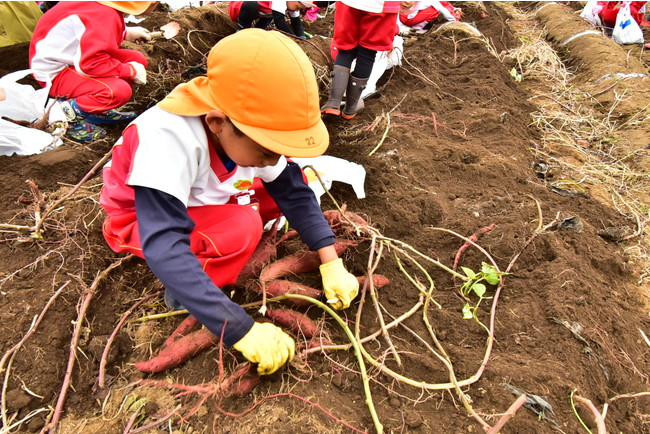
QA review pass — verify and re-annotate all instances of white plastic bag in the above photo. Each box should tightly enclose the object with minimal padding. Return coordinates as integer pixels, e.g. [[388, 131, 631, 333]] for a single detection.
[[580, 0, 602, 27], [292, 156, 367, 203], [612, 2, 644, 45], [0, 69, 65, 156]]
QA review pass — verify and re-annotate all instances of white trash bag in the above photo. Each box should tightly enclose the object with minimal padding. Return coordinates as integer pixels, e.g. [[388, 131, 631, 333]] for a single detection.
[[612, 2, 644, 45], [580, 0, 602, 27], [0, 69, 66, 156], [292, 155, 367, 203]]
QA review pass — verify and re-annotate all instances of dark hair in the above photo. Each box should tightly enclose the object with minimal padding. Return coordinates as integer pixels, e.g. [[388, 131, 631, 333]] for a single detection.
[[226, 117, 245, 137]]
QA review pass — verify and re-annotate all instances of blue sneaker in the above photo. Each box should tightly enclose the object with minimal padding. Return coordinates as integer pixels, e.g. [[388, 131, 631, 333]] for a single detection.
[[66, 120, 106, 143], [59, 99, 136, 125], [84, 108, 136, 125]]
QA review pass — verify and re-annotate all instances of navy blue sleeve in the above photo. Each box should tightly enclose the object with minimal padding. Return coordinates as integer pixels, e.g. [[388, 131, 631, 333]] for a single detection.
[[134, 186, 254, 346], [263, 161, 335, 250]]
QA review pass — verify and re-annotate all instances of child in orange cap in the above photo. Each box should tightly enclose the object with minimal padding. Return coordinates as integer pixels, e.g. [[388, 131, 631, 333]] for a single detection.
[[29, 1, 157, 143], [99, 29, 359, 376]]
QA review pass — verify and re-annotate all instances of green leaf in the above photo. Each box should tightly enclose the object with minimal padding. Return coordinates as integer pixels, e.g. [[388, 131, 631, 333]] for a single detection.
[[509, 67, 522, 82], [461, 266, 476, 279], [462, 303, 473, 319], [472, 283, 486, 297], [481, 263, 500, 285]]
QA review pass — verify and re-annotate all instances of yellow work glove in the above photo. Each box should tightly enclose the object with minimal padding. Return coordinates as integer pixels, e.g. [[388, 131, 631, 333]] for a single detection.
[[233, 322, 295, 375], [320, 258, 359, 310]]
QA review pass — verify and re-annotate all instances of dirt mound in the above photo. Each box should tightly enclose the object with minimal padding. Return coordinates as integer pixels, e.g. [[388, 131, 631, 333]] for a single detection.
[[0, 3, 648, 433]]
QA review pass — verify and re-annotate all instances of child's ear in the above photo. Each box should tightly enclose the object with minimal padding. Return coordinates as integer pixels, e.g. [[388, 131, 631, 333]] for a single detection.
[[204, 110, 227, 135]]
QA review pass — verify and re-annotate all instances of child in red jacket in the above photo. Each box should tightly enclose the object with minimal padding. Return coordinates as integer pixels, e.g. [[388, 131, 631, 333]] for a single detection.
[[398, 1, 461, 34], [321, 0, 399, 120], [29, 1, 156, 143], [228, 1, 314, 38], [593, 1, 648, 28]]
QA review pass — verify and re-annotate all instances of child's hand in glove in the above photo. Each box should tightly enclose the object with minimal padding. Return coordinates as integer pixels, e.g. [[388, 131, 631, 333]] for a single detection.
[[125, 26, 151, 43], [320, 258, 359, 310], [233, 322, 295, 375], [128, 61, 147, 85]]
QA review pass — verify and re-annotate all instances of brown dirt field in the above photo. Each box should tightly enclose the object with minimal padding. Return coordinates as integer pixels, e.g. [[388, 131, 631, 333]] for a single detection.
[[0, 2, 649, 433]]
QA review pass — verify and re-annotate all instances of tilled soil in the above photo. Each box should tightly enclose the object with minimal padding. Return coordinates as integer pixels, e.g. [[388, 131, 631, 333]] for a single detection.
[[0, 2, 648, 433]]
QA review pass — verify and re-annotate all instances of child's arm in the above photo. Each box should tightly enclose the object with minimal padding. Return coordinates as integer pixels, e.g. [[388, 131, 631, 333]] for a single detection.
[[134, 186, 295, 374], [134, 186, 254, 345], [263, 162, 359, 309]]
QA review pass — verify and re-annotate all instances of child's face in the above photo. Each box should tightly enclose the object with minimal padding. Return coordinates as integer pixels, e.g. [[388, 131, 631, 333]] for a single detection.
[[219, 121, 281, 168], [400, 1, 416, 12]]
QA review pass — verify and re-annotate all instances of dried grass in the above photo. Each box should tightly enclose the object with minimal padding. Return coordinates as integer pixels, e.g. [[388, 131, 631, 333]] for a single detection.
[[501, 9, 650, 282]]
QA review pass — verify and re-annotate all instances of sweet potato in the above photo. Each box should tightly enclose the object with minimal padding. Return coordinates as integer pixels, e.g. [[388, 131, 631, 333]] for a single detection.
[[303, 337, 335, 350], [323, 209, 371, 235], [357, 274, 390, 290], [259, 238, 357, 283], [162, 315, 200, 348], [275, 229, 299, 246], [134, 327, 219, 373], [220, 362, 260, 396], [236, 219, 280, 285], [266, 308, 320, 339], [264, 280, 322, 306]]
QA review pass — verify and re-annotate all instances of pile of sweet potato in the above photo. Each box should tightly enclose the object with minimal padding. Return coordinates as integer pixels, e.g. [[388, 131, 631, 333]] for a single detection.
[[134, 209, 388, 395]]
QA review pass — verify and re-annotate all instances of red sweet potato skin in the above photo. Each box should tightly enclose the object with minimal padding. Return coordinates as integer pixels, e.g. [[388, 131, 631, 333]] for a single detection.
[[357, 274, 390, 290], [323, 209, 370, 227], [162, 315, 200, 347], [266, 308, 320, 338], [221, 363, 260, 396], [264, 280, 322, 306], [259, 238, 357, 283], [236, 219, 280, 285], [134, 327, 219, 373]]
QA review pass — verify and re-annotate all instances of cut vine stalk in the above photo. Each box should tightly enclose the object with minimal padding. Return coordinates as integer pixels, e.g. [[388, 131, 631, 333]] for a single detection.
[[366, 235, 401, 366], [31, 149, 112, 239], [98, 291, 161, 388], [270, 294, 383, 434], [43, 255, 132, 434], [1, 281, 69, 429]]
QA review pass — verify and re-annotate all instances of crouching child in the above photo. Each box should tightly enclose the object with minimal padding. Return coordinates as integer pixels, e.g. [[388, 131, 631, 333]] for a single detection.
[[99, 29, 359, 375]]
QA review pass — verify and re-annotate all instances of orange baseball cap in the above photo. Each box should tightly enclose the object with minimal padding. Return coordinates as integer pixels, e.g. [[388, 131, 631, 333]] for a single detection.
[[158, 29, 329, 158], [97, 1, 154, 15]]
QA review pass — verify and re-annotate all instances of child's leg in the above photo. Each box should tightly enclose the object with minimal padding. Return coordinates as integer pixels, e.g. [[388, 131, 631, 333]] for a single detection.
[[237, 1, 262, 30], [187, 205, 264, 287], [50, 67, 133, 112], [342, 46, 376, 119], [334, 47, 358, 68], [350, 46, 376, 80], [103, 205, 265, 288], [112, 49, 148, 69]]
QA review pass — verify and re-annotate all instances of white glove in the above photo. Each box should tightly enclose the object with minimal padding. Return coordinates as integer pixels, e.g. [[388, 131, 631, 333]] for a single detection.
[[128, 61, 147, 85], [125, 26, 151, 43]]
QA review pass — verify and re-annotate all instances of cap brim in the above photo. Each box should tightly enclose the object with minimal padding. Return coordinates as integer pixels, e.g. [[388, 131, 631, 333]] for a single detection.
[[157, 78, 215, 116], [231, 117, 329, 158]]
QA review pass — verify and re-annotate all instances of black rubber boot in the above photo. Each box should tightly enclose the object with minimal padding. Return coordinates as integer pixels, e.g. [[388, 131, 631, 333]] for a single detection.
[[321, 65, 350, 116], [342, 76, 369, 120]]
